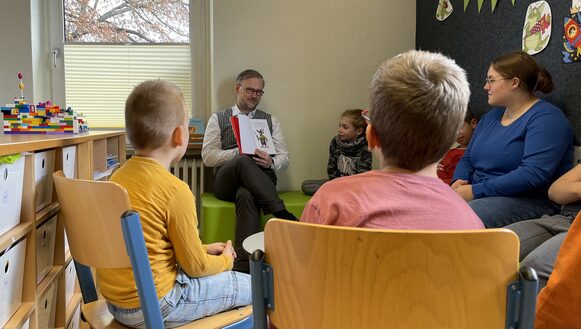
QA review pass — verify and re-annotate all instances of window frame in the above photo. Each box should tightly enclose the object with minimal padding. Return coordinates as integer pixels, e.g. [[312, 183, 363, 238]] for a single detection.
[[48, 0, 212, 127]]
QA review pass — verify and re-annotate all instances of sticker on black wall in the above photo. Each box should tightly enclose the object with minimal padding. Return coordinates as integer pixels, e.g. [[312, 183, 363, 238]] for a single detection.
[[573, 0, 581, 14], [436, 0, 453, 21], [522, 1, 552, 55], [563, 1, 581, 62]]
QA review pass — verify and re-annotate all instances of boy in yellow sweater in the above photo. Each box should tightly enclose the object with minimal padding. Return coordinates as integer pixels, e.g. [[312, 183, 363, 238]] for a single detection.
[[98, 80, 251, 328]]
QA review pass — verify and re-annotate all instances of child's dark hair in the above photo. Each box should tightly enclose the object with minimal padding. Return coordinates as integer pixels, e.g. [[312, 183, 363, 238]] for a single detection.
[[465, 107, 477, 123], [341, 109, 367, 132]]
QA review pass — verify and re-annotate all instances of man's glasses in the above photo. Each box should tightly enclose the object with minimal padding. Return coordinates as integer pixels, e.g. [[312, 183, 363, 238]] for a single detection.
[[485, 77, 512, 85], [244, 87, 264, 96], [361, 109, 370, 123]]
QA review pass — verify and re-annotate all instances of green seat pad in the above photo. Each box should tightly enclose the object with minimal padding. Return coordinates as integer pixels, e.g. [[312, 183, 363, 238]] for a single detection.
[[200, 191, 311, 243]]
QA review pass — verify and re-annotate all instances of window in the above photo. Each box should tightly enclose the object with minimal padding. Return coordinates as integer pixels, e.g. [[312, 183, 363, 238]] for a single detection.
[[63, 0, 191, 128]]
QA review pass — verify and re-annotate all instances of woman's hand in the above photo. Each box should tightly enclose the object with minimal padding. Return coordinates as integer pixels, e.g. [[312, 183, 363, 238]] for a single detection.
[[454, 184, 474, 201], [451, 179, 468, 189]]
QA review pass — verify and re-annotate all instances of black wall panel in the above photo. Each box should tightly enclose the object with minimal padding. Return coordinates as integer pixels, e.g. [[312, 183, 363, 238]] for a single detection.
[[416, 0, 581, 142]]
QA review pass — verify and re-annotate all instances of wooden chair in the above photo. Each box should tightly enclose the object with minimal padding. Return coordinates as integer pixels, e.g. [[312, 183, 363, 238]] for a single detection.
[[52, 171, 252, 329], [250, 219, 538, 329]]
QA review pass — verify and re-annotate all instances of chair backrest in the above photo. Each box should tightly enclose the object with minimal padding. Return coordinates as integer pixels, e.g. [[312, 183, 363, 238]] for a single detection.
[[54, 171, 254, 329], [252, 219, 531, 329], [53, 171, 131, 268], [53, 171, 164, 328]]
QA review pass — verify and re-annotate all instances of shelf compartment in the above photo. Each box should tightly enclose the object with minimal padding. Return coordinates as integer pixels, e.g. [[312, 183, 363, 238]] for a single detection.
[[65, 294, 82, 329], [1, 301, 34, 329], [35, 216, 58, 284], [0, 236, 28, 328], [0, 156, 26, 236]]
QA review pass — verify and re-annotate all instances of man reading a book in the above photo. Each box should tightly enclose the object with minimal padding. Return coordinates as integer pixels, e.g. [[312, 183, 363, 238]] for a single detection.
[[202, 69, 297, 273]]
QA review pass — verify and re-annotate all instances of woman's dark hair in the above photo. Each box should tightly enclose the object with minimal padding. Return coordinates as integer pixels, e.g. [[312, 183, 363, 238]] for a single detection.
[[491, 51, 553, 94]]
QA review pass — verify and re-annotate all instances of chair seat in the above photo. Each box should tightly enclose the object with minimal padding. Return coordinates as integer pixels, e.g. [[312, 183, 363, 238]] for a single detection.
[[82, 299, 252, 329], [82, 300, 127, 329]]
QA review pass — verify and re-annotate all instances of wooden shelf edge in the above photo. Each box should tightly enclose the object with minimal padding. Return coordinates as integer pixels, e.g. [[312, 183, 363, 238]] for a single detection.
[[37, 266, 64, 297], [35, 202, 60, 225], [2, 302, 34, 329], [65, 294, 83, 327], [0, 222, 33, 253], [0, 131, 125, 157]]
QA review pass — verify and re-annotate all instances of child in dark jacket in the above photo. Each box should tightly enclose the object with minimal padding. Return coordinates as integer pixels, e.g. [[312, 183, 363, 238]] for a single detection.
[[327, 109, 372, 179], [302, 109, 372, 195]]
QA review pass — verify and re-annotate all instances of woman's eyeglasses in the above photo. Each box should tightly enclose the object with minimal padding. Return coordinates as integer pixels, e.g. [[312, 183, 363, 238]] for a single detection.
[[485, 77, 512, 85]]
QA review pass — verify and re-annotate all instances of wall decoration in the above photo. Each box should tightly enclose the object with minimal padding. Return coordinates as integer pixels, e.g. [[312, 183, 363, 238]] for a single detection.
[[522, 1, 552, 55], [563, 12, 581, 62], [573, 0, 581, 14], [436, 0, 453, 21], [464, 0, 516, 13], [418, 0, 581, 141]]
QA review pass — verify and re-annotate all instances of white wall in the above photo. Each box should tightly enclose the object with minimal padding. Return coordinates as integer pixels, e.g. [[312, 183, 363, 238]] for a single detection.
[[0, 0, 52, 108], [1, 0, 416, 190], [212, 0, 416, 190], [0, 0, 34, 104], [30, 0, 53, 103]]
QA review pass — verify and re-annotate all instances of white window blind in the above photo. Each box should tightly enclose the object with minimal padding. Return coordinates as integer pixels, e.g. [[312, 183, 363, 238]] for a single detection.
[[64, 44, 191, 128]]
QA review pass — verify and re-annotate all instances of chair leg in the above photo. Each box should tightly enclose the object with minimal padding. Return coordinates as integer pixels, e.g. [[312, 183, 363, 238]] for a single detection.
[[250, 250, 268, 329], [518, 266, 539, 329], [74, 261, 99, 303]]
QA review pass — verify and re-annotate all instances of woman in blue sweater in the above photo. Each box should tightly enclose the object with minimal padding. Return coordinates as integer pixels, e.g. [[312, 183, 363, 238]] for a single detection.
[[452, 51, 573, 228]]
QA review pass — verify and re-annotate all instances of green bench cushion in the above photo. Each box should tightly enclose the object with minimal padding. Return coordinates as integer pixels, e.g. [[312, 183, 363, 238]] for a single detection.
[[200, 191, 311, 244]]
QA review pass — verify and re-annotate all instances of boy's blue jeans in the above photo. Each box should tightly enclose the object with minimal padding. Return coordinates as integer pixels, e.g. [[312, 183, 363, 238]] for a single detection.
[[107, 269, 251, 328]]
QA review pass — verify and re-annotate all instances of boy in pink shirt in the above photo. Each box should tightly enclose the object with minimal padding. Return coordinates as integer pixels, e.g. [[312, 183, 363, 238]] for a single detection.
[[301, 50, 483, 230]]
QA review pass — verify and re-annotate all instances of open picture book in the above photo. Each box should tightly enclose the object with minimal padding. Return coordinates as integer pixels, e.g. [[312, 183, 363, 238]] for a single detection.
[[230, 115, 276, 155]]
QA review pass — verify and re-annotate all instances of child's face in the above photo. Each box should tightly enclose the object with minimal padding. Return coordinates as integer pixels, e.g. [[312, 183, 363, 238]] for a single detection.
[[457, 119, 476, 148], [338, 117, 362, 142]]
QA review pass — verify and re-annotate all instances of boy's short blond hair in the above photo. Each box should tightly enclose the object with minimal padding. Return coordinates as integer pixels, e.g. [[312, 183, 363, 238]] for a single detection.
[[125, 80, 186, 151], [369, 50, 470, 171]]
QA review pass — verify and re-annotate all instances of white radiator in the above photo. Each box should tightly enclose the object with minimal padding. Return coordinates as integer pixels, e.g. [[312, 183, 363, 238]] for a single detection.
[[170, 158, 205, 215]]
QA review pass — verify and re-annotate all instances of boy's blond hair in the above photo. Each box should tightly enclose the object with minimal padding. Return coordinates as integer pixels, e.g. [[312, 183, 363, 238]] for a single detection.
[[125, 80, 186, 151], [369, 50, 470, 171]]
